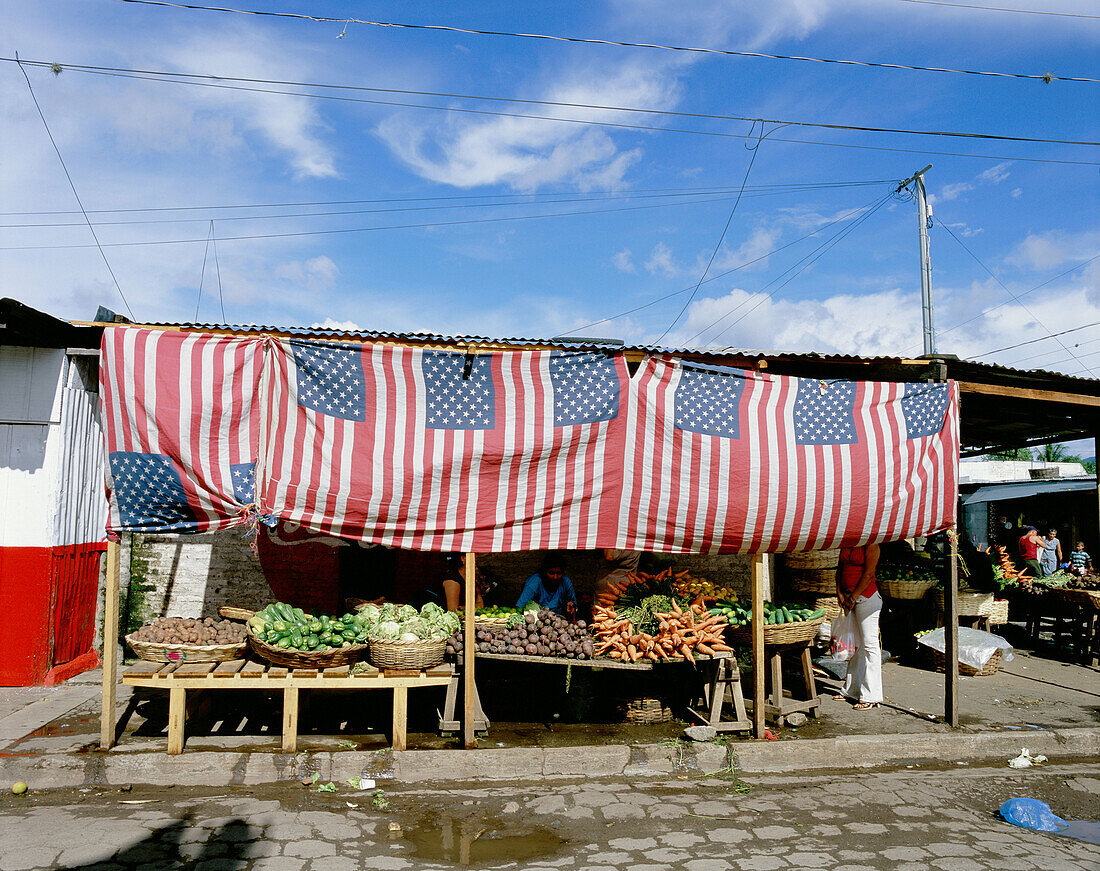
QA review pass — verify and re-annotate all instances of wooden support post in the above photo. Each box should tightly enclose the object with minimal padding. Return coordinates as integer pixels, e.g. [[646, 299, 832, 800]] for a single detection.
[[167, 686, 185, 755], [945, 528, 960, 727], [392, 685, 408, 752], [463, 552, 477, 749], [99, 539, 121, 749], [751, 554, 766, 739], [282, 686, 299, 752]]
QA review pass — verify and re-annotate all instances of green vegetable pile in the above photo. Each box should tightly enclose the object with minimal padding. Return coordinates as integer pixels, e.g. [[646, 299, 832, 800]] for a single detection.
[[709, 601, 825, 628], [618, 594, 675, 636], [249, 601, 461, 651]]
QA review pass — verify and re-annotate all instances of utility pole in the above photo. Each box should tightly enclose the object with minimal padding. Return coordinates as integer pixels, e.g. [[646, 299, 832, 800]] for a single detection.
[[897, 164, 935, 355]]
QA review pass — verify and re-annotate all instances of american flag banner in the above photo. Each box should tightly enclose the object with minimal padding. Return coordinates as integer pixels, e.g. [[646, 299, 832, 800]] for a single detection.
[[618, 356, 959, 553], [99, 327, 265, 533], [258, 339, 630, 551]]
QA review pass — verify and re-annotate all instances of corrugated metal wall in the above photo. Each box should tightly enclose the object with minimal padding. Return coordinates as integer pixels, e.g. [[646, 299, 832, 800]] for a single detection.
[[54, 355, 106, 547]]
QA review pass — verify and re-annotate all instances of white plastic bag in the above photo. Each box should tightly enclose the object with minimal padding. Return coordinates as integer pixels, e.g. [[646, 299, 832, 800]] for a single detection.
[[830, 610, 857, 662], [916, 627, 1014, 670]]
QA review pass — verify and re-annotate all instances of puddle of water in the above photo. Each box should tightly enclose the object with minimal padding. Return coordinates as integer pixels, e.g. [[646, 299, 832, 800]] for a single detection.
[[1055, 820, 1100, 846], [25, 714, 99, 739], [402, 816, 565, 867]]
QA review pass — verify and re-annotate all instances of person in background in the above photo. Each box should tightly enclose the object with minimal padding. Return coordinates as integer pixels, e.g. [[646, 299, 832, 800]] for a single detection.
[[835, 543, 883, 711], [594, 549, 641, 601], [516, 552, 577, 616], [1041, 529, 1062, 577], [416, 553, 484, 612], [1018, 526, 1047, 578], [1069, 542, 1093, 576]]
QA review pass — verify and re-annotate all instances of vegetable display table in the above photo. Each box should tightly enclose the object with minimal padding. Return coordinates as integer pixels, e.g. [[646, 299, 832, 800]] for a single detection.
[[122, 659, 452, 753], [439, 652, 750, 734]]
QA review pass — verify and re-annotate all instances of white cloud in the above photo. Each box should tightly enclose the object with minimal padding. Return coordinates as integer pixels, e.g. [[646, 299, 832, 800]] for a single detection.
[[645, 242, 678, 276], [933, 182, 974, 204], [375, 59, 679, 191], [979, 162, 1012, 184], [1011, 188, 1023, 198], [612, 249, 636, 273], [311, 317, 362, 332], [274, 256, 339, 291], [944, 222, 983, 238], [712, 227, 783, 272], [1006, 230, 1100, 271]]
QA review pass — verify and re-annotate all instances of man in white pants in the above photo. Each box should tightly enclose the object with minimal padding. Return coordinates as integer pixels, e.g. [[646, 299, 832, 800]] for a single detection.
[[836, 543, 883, 709]]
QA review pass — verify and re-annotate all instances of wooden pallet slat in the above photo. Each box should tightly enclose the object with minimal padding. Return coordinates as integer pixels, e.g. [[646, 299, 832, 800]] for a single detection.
[[292, 667, 319, 680], [267, 667, 289, 680], [383, 668, 421, 678], [213, 660, 247, 678], [322, 665, 350, 678], [154, 662, 182, 678], [174, 662, 217, 678], [126, 661, 164, 677], [240, 660, 267, 677]]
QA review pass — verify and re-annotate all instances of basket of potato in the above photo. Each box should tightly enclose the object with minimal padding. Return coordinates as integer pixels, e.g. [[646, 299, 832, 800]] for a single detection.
[[126, 617, 248, 663]]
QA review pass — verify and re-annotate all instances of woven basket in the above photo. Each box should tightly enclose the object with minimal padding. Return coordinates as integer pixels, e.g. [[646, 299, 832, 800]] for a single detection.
[[1058, 588, 1100, 612], [795, 596, 842, 619], [126, 634, 247, 664], [247, 627, 368, 669], [878, 577, 937, 600], [474, 616, 511, 628], [787, 569, 838, 596], [933, 590, 995, 616], [988, 599, 1010, 625], [617, 696, 673, 724], [783, 550, 840, 570], [217, 606, 254, 621], [728, 616, 825, 647], [369, 639, 447, 670], [927, 647, 1002, 677]]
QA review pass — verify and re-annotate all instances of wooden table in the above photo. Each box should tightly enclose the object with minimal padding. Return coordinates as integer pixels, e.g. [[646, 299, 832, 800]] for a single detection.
[[440, 652, 751, 734], [122, 659, 452, 753], [743, 643, 820, 727]]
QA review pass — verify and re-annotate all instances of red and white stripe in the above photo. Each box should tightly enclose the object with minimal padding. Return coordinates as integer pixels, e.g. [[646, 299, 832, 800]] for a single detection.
[[620, 358, 959, 553], [258, 341, 629, 552], [100, 327, 263, 534]]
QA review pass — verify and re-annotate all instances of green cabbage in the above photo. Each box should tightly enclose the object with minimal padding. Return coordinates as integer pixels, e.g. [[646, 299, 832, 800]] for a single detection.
[[370, 620, 402, 641]]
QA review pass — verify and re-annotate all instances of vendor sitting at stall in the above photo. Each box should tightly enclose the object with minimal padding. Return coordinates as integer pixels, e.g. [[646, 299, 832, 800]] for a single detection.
[[516, 553, 577, 616], [415, 553, 485, 612]]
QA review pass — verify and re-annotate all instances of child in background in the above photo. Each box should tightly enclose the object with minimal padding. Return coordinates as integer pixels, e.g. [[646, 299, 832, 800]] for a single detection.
[[1069, 542, 1093, 576]]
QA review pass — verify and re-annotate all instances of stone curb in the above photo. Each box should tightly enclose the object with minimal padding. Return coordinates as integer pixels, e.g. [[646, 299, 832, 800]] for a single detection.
[[1, 727, 1096, 790]]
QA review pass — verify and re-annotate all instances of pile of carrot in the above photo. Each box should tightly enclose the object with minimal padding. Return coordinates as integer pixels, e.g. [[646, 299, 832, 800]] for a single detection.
[[594, 567, 689, 610], [591, 598, 732, 663], [993, 545, 1032, 583]]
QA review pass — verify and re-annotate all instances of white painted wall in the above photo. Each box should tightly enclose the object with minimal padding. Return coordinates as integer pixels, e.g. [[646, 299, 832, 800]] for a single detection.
[[0, 346, 65, 548], [958, 459, 1088, 484]]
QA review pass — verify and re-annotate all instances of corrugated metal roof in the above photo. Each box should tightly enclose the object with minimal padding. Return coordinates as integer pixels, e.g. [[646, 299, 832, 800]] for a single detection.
[[92, 319, 1100, 386]]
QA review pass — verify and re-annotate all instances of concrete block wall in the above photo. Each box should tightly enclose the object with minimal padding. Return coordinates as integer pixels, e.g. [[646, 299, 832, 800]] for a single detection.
[[119, 531, 766, 631]]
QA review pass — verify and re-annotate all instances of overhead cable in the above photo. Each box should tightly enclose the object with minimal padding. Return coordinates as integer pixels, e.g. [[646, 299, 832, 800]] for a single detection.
[[971, 319, 1100, 356], [108, 0, 1099, 83], [7, 58, 1098, 146], [895, 0, 1100, 19], [12, 55, 135, 319]]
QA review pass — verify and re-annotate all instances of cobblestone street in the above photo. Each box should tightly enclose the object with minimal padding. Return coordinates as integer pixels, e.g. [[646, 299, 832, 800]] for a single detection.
[[1, 762, 1097, 870]]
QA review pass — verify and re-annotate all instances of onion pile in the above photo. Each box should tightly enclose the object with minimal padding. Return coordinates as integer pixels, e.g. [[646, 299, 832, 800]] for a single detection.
[[446, 609, 595, 659], [131, 616, 246, 646]]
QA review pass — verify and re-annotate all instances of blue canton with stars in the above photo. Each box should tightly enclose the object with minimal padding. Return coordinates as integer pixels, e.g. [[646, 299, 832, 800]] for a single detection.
[[422, 351, 496, 430], [292, 341, 366, 421], [231, 462, 256, 504], [793, 379, 859, 445], [549, 352, 619, 426], [109, 452, 197, 532], [674, 365, 746, 439], [900, 382, 949, 438]]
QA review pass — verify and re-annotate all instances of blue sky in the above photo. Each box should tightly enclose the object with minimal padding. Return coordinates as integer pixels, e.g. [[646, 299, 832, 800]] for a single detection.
[[2, 0, 1097, 382]]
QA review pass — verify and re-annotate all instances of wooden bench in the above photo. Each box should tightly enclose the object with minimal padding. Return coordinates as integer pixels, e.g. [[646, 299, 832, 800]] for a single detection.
[[122, 659, 452, 754]]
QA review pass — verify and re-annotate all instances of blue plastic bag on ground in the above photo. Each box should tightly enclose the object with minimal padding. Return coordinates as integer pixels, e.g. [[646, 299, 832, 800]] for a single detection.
[[999, 798, 1068, 833]]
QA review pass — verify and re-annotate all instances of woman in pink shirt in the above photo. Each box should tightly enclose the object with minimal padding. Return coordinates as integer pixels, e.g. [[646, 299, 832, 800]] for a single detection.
[[835, 543, 883, 710]]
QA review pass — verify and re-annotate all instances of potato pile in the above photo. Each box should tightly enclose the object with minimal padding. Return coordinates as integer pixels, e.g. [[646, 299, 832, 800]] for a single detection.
[[131, 616, 246, 646]]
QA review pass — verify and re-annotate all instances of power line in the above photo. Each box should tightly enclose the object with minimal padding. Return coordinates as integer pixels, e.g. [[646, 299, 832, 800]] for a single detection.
[[10, 60, 1098, 167], [0, 190, 847, 251], [108, 0, 1099, 83], [1004, 334, 1100, 367], [971, 319, 1100, 356], [939, 221, 1097, 376], [211, 221, 225, 322], [685, 194, 895, 347], [925, 253, 1100, 349], [894, 0, 1100, 19], [656, 123, 766, 343], [0, 180, 895, 217], [0, 184, 890, 229], [561, 193, 896, 336], [8, 58, 1098, 146], [12, 55, 135, 320], [195, 221, 214, 321]]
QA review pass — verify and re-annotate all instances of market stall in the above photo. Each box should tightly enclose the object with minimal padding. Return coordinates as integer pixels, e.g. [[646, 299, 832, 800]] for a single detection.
[[97, 326, 962, 750]]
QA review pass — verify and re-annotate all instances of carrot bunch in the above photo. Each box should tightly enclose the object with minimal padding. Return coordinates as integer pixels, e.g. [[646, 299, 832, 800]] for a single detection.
[[591, 598, 732, 664], [993, 545, 1032, 584], [594, 567, 689, 610]]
